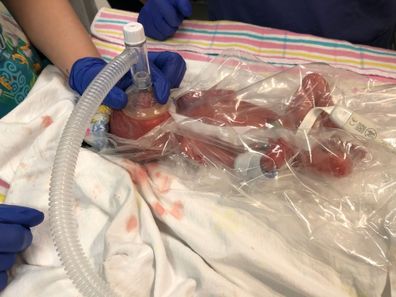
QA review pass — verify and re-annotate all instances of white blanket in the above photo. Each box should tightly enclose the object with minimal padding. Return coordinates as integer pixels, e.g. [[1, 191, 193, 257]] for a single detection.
[[0, 66, 394, 297]]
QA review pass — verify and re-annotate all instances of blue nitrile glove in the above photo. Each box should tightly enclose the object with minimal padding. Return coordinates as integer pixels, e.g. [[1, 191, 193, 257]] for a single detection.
[[0, 204, 44, 291], [148, 51, 186, 104], [69, 57, 132, 110], [138, 0, 192, 41], [69, 52, 186, 108]]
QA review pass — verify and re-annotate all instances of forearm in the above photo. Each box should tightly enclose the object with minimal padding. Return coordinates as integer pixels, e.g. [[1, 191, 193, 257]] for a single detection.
[[3, 0, 100, 75]]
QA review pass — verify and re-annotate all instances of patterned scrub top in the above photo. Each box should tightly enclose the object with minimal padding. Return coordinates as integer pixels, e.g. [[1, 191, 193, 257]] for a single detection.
[[0, 8, 42, 118]]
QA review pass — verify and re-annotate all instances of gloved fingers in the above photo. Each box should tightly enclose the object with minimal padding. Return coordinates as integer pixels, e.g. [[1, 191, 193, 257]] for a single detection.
[[106, 69, 132, 108], [115, 71, 132, 91], [0, 271, 7, 291], [0, 224, 32, 253], [102, 86, 128, 110], [0, 204, 44, 227], [137, 8, 167, 41], [69, 57, 106, 95], [0, 254, 16, 271], [148, 52, 186, 88], [138, 13, 170, 41], [156, 0, 184, 28], [174, 10, 185, 30], [152, 15, 177, 41], [150, 63, 170, 104], [169, 0, 193, 17]]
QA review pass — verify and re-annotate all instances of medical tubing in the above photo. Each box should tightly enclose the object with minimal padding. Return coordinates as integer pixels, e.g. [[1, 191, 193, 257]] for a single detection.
[[49, 48, 137, 297]]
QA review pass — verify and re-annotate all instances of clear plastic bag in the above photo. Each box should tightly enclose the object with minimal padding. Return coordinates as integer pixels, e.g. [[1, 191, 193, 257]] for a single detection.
[[95, 51, 396, 297]]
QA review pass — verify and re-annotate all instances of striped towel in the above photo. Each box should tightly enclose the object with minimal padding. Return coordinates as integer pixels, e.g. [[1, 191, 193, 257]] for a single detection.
[[91, 7, 396, 79]]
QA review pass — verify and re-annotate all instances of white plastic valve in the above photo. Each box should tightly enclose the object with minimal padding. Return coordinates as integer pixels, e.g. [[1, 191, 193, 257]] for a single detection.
[[123, 22, 151, 89], [123, 22, 146, 46]]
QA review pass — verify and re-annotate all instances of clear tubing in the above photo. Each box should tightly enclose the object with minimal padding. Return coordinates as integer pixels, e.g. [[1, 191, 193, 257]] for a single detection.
[[48, 47, 137, 297], [130, 42, 151, 90]]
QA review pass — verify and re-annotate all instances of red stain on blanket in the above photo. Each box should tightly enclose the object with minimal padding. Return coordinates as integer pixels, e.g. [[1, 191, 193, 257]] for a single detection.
[[123, 160, 149, 185], [126, 215, 138, 232], [153, 202, 165, 216], [170, 201, 184, 220], [41, 116, 53, 128]]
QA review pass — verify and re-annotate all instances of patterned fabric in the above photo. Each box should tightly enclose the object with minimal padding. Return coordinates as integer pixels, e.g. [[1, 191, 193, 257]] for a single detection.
[[0, 9, 42, 118], [91, 8, 396, 80]]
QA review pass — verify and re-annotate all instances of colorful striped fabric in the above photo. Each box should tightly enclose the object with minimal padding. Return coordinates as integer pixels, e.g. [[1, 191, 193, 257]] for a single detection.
[[91, 7, 396, 79]]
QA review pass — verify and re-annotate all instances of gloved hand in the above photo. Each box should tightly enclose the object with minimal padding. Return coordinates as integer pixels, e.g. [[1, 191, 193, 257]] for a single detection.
[[0, 204, 44, 291], [69, 57, 132, 110], [148, 51, 186, 103], [69, 51, 186, 108], [138, 0, 192, 41]]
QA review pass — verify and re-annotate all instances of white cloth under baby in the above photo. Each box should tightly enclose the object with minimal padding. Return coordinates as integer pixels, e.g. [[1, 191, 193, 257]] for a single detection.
[[0, 66, 393, 297]]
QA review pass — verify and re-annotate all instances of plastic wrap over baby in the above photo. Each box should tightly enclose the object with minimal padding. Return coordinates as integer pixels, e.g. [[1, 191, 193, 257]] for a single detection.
[[109, 71, 369, 179], [101, 54, 396, 297]]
